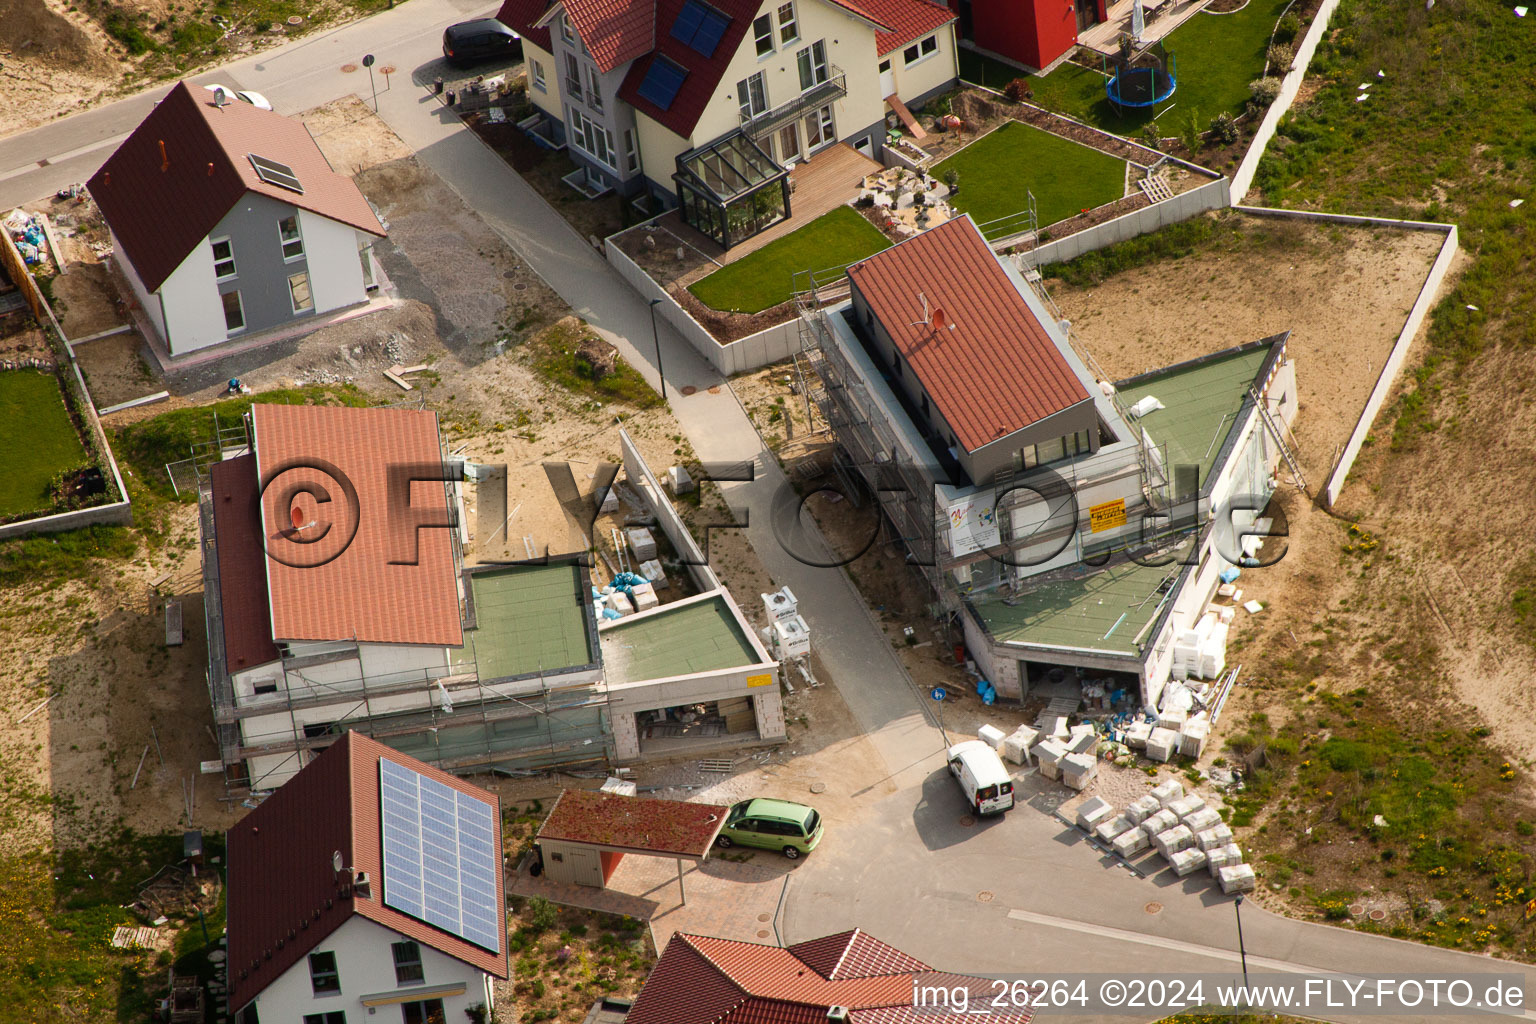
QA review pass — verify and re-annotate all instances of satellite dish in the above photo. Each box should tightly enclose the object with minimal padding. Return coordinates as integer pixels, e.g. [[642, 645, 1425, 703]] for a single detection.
[[332, 851, 344, 873]]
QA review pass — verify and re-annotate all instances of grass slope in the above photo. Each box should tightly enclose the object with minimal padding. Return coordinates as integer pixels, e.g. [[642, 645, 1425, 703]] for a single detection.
[[0, 370, 87, 519], [689, 206, 891, 313], [933, 121, 1125, 235], [964, 0, 1289, 135]]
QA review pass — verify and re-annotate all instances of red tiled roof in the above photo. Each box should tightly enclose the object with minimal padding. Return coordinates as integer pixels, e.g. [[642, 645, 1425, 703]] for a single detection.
[[537, 789, 729, 856], [208, 455, 279, 672], [628, 932, 1027, 1024], [617, 0, 761, 138], [496, 0, 555, 50], [851, 1008, 1033, 1024], [227, 733, 509, 1011], [858, 0, 953, 55], [845, 216, 1091, 453], [788, 928, 928, 979], [549, 0, 658, 71], [250, 403, 464, 648], [87, 81, 383, 294]]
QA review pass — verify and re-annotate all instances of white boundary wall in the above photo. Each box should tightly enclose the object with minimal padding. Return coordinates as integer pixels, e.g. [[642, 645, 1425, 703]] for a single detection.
[[1229, 0, 1343, 203], [1022, 177, 1231, 267]]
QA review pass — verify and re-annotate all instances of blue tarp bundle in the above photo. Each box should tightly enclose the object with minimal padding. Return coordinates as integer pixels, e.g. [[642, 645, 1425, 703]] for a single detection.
[[610, 571, 647, 594], [1219, 566, 1241, 584]]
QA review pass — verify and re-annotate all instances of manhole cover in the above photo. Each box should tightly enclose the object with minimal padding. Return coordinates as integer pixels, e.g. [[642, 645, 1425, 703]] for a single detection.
[[977, 891, 994, 903], [1349, 903, 1366, 917], [708, 385, 721, 394], [1368, 909, 1388, 922], [958, 814, 975, 827], [514, 283, 528, 291], [757, 913, 771, 922], [341, 63, 357, 73], [380, 65, 396, 75], [681, 385, 698, 396], [757, 929, 770, 938], [809, 782, 826, 794], [503, 271, 517, 279], [287, 15, 303, 24], [1144, 902, 1163, 915]]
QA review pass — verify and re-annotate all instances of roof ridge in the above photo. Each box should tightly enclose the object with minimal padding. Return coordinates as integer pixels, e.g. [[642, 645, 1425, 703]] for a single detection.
[[828, 926, 859, 980]]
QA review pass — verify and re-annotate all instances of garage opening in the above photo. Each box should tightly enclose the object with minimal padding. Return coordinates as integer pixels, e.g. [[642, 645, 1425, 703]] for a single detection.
[[1018, 659, 1142, 718], [636, 696, 757, 755]]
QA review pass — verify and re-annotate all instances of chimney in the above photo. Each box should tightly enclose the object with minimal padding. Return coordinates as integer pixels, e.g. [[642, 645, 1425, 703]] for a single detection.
[[827, 1009, 850, 1022], [352, 870, 372, 899], [102, 171, 111, 186], [159, 140, 169, 172], [208, 162, 215, 177]]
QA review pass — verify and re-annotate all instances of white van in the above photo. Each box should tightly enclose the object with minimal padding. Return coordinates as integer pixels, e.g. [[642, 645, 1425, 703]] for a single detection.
[[947, 740, 1015, 815]]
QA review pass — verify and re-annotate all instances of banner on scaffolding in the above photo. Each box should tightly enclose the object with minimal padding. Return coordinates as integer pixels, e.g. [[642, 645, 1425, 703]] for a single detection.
[[947, 494, 1000, 557]]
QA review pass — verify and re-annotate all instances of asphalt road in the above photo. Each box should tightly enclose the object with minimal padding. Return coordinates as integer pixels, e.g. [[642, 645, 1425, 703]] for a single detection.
[[7, 7, 1536, 1014]]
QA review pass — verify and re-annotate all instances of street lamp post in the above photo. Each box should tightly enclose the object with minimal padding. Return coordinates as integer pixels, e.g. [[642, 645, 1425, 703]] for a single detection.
[[648, 298, 668, 401], [1234, 894, 1250, 994]]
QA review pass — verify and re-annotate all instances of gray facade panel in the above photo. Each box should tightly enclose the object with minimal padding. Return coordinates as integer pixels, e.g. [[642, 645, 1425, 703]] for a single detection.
[[211, 191, 317, 337]]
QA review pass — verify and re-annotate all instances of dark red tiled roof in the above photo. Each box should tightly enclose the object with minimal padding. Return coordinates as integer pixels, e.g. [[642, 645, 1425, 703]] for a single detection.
[[627, 932, 1026, 1024], [250, 403, 464, 648], [858, 0, 953, 55], [617, 0, 761, 138], [227, 733, 509, 1011], [88, 81, 384, 294], [208, 455, 279, 672], [537, 789, 729, 856], [554, 0, 658, 71], [845, 216, 1091, 453], [496, 0, 554, 50], [787, 928, 928, 979]]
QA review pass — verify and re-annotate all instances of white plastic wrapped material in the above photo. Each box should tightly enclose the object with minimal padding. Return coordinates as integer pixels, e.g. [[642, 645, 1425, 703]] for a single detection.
[[1196, 824, 1234, 851], [1124, 721, 1153, 749], [1206, 846, 1236, 876], [1158, 708, 1188, 731], [608, 590, 635, 616], [1160, 680, 1196, 713], [631, 581, 659, 611], [1219, 863, 1257, 894], [1125, 795, 1161, 824], [1095, 815, 1134, 843], [1002, 726, 1038, 765], [638, 559, 670, 588], [1183, 807, 1223, 834], [1216, 842, 1243, 865], [978, 724, 1007, 749], [1062, 753, 1097, 791], [1151, 779, 1185, 806], [1179, 719, 1210, 758], [1113, 827, 1151, 857], [1170, 847, 1208, 877], [1141, 809, 1178, 836], [1146, 728, 1179, 762], [625, 526, 658, 561], [1216, 605, 1235, 624], [1076, 797, 1114, 831], [1167, 794, 1205, 818], [1130, 395, 1164, 417], [1153, 824, 1194, 859]]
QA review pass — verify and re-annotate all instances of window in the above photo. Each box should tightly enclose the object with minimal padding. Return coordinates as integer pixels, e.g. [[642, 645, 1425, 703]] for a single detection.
[[210, 238, 236, 279], [531, 59, 546, 91], [737, 72, 767, 118], [902, 33, 938, 66], [560, 13, 574, 43], [288, 271, 314, 313], [670, 0, 731, 58], [796, 40, 827, 91], [565, 53, 583, 100], [277, 216, 304, 260], [401, 999, 447, 1024], [636, 57, 687, 110], [777, 2, 798, 43], [221, 290, 244, 332], [623, 129, 638, 173], [392, 940, 425, 985], [753, 14, 774, 55], [308, 951, 340, 994], [303, 1014, 346, 1024], [569, 108, 616, 167], [804, 102, 834, 149], [586, 65, 604, 112]]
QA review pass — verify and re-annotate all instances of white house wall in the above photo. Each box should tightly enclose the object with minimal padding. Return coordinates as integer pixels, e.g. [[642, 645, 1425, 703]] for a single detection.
[[890, 22, 957, 103], [111, 228, 167, 342], [525, 39, 564, 119], [237, 914, 495, 1024], [157, 232, 227, 356], [298, 209, 370, 315]]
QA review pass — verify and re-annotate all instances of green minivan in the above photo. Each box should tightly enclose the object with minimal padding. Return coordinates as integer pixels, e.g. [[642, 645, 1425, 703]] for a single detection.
[[714, 798, 824, 859]]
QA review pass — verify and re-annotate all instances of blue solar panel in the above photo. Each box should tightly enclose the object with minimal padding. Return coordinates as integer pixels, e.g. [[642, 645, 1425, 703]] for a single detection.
[[379, 758, 502, 953], [669, 0, 730, 57], [637, 58, 688, 110]]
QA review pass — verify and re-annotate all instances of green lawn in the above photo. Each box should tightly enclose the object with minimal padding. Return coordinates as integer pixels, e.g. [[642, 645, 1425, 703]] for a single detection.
[[932, 121, 1126, 236], [688, 206, 891, 313], [0, 370, 87, 519], [963, 0, 1291, 135]]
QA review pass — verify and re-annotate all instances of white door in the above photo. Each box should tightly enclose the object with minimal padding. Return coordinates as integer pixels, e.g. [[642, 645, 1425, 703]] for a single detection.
[[778, 123, 801, 166], [879, 59, 894, 97], [804, 104, 836, 153]]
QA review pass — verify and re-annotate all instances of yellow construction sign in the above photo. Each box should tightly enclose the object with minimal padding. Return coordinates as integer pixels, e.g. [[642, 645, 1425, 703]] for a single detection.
[[1089, 498, 1127, 533], [747, 673, 774, 687]]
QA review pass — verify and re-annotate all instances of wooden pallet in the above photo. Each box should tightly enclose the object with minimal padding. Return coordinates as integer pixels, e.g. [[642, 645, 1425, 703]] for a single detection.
[[111, 925, 157, 949]]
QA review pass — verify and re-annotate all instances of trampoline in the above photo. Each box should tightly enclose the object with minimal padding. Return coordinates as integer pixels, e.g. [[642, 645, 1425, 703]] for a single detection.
[[1107, 63, 1176, 108]]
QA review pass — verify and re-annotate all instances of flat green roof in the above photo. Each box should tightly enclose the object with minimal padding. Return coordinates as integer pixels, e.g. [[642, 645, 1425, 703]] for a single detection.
[[601, 595, 762, 684], [1117, 343, 1273, 486], [454, 563, 595, 679], [971, 552, 1188, 656]]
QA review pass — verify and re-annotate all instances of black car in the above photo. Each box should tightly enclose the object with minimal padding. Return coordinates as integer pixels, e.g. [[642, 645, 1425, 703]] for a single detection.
[[442, 19, 522, 68]]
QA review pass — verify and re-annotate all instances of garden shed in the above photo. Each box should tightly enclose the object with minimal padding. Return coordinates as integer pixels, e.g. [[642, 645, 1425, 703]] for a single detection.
[[536, 789, 728, 897]]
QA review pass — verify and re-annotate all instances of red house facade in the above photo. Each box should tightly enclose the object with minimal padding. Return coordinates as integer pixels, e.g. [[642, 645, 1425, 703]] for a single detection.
[[951, 0, 1106, 72]]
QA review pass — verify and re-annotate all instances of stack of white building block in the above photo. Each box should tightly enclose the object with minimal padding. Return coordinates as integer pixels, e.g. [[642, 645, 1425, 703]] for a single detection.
[[1126, 795, 1161, 824], [1152, 779, 1185, 806], [1123, 721, 1153, 749], [978, 724, 1007, 751], [1095, 815, 1135, 843], [1075, 797, 1114, 831], [1033, 739, 1069, 780], [1002, 725, 1039, 765], [1196, 824, 1234, 850], [1141, 808, 1178, 837], [1113, 826, 1150, 857], [1170, 847, 1209, 877], [1219, 863, 1257, 893], [1184, 807, 1223, 834], [1152, 824, 1195, 859], [1167, 794, 1205, 819], [1179, 717, 1211, 758], [1062, 753, 1097, 791], [1146, 728, 1179, 762]]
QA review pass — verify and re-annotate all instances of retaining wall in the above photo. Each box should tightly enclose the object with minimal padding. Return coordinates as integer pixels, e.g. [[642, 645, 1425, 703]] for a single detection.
[[1229, 0, 1343, 203], [1023, 176, 1231, 266]]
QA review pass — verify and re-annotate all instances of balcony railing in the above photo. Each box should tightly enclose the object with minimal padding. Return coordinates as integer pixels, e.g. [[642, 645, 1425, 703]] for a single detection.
[[740, 65, 846, 138]]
